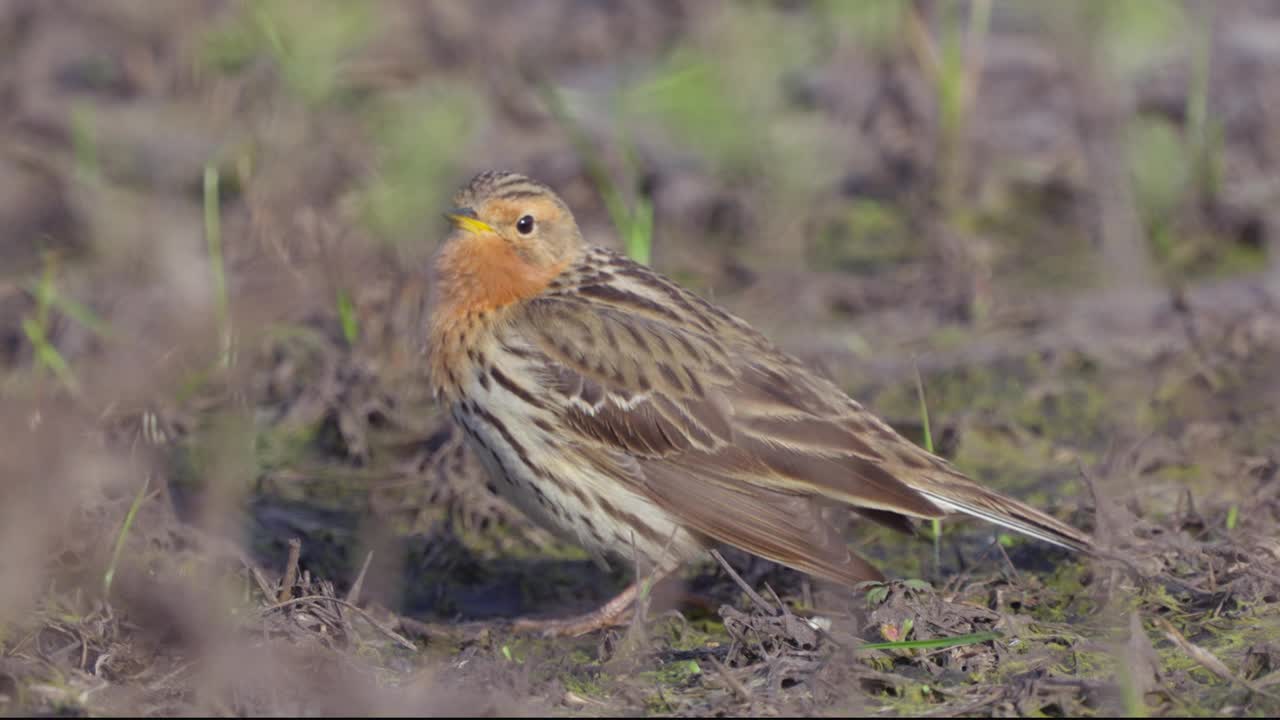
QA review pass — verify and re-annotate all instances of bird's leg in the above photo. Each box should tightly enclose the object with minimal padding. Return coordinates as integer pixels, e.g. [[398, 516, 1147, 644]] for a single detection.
[[511, 564, 678, 637], [512, 583, 639, 637]]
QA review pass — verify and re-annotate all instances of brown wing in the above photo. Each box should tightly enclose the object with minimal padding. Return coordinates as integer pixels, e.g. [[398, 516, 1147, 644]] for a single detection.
[[520, 289, 942, 519], [513, 248, 1092, 584]]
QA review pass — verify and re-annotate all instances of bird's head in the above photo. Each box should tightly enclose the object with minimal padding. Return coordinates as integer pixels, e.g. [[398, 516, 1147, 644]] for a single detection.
[[431, 171, 583, 317], [444, 170, 584, 269]]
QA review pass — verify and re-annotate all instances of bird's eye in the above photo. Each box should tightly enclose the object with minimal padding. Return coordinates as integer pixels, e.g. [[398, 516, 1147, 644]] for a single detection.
[[516, 215, 535, 235]]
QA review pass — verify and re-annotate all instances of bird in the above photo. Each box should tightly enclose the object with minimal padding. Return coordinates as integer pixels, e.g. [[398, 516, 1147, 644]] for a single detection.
[[426, 170, 1094, 636]]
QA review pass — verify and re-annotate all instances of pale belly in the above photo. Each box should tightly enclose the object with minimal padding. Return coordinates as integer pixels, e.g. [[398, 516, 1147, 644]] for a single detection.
[[450, 397, 703, 574]]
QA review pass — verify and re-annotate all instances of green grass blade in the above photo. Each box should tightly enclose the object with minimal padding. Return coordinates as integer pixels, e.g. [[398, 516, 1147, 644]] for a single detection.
[[103, 475, 151, 597], [22, 317, 80, 394], [22, 258, 81, 394], [70, 102, 99, 184], [204, 165, 232, 367], [539, 84, 652, 263], [617, 128, 653, 264], [913, 359, 942, 568], [626, 195, 654, 265], [24, 281, 113, 339], [336, 289, 359, 345], [913, 364, 935, 456], [858, 630, 1001, 652]]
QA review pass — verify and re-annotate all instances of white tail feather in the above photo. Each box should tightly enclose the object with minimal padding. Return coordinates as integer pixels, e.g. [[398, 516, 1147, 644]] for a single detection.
[[916, 490, 1092, 553]]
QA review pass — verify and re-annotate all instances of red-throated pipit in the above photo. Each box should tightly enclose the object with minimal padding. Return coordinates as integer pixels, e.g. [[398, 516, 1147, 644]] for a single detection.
[[427, 171, 1093, 635]]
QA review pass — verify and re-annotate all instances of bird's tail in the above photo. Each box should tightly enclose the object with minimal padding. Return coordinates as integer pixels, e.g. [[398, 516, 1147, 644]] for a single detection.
[[913, 478, 1095, 554]]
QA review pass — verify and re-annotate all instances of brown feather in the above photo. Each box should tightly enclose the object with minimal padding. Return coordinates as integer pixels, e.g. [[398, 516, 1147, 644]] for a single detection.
[[637, 461, 886, 585]]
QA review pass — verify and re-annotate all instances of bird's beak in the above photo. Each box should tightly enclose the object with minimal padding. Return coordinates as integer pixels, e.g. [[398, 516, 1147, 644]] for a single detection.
[[444, 207, 495, 236]]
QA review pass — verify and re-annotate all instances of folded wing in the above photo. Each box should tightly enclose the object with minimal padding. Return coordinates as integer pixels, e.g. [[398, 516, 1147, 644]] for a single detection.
[[512, 250, 1091, 584]]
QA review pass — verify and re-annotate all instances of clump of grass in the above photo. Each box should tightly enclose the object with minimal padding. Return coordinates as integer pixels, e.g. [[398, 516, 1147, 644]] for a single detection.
[[1128, 116, 1191, 266], [1039, 1, 1241, 280], [1124, 4, 1233, 279], [360, 86, 478, 250], [905, 0, 993, 226], [201, 3, 478, 258], [896, 0, 994, 322], [1068, 0, 1187, 77], [618, 5, 825, 196], [819, 0, 908, 50], [541, 84, 654, 264], [620, 50, 757, 179], [28, 281, 111, 341], [21, 280, 79, 395], [1184, 5, 1222, 202], [17, 253, 114, 397], [15, 101, 107, 397], [201, 0, 374, 105]]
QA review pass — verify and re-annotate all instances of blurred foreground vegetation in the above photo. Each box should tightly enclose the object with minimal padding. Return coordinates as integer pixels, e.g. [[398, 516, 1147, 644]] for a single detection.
[[2, 0, 1279, 716]]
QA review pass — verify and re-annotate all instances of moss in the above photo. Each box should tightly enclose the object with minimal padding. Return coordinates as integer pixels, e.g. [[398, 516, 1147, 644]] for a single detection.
[[858, 653, 895, 673], [640, 658, 703, 687], [807, 199, 919, 274], [660, 616, 729, 653], [1194, 613, 1280, 666], [254, 422, 320, 474], [1030, 564, 1096, 623], [561, 671, 609, 700], [874, 681, 948, 716], [495, 635, 555, 666], [1055, 649, 1117, 678]]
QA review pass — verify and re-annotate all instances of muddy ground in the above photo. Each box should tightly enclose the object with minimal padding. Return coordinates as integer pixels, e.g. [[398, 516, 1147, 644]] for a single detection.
[[2, 0, 1280, 716]]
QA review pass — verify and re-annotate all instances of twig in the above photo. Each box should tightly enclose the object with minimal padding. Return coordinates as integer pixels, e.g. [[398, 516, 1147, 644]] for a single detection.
[[345, 550, 374, 606], [991, 538, 1023, 587], [1156, 617, 1280, 701], [1074, 462, 1146, 573], [278, 538, 301, 603], [708, 656, 750, 703], [228, 542, 277, 600], [260, 596, 416, 651], [763, 581, 844, 651], [1244, 564, 1280, 589], [1076, 461, 1102, 514], [762, 583, 788, 617], [147, 661, 194, 692], [710, 549, 774, 615]]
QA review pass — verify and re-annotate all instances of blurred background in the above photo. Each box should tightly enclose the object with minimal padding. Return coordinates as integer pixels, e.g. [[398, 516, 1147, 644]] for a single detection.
[[2, 0, 1280, 715]]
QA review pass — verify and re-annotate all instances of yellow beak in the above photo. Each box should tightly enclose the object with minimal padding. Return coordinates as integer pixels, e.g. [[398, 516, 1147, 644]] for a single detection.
[[445, 209, 495, 235]]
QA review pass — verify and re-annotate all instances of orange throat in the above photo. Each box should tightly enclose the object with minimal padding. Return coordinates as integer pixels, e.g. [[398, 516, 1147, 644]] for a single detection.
[[426, 233, 565, 400]]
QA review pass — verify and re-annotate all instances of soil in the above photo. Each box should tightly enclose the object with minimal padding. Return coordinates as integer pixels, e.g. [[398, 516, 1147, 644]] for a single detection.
[[3, 0, 1280, 716]]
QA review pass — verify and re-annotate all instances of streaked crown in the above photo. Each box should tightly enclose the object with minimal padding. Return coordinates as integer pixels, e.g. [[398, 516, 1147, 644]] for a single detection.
[[452, 170, 566, 210]]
